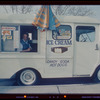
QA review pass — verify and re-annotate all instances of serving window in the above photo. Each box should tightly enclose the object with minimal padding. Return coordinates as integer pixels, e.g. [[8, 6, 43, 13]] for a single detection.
[[20, 25, 38, 52], [1, 25, 38, 52]]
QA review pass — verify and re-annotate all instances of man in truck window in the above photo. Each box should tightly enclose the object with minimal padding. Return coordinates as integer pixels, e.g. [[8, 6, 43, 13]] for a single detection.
[[20, 33, 32, 52]]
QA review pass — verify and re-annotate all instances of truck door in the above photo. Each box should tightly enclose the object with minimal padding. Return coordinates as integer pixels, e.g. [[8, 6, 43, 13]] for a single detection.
[[45, 24, 74, 78], [74, 24, 99, 76]]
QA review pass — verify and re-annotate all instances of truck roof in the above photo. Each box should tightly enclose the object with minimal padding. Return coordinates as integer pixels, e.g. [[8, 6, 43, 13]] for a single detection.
[[57, 15, 100, 24], [0, 14, 100, 24]]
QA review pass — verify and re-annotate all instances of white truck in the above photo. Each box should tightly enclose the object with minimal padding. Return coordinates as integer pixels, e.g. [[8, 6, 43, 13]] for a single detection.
[[0, 14, 100, 86]]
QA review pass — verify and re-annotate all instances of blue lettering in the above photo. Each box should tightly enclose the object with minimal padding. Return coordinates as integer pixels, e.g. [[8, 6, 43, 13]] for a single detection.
[[55, 40, 72, 45], [46, 40, 72, 45], [46, 40, 54, 45]]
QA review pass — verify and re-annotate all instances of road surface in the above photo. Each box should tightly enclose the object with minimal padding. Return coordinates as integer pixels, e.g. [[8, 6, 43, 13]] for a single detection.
[[0, 77, 100, 94]]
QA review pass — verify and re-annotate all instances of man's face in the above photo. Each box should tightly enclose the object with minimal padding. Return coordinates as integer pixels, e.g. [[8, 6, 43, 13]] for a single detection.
[[23, 34, 28, 41]]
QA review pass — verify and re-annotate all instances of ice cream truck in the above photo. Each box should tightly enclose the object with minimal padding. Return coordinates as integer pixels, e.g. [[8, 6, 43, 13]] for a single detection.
[[0, 14, 100, 86]]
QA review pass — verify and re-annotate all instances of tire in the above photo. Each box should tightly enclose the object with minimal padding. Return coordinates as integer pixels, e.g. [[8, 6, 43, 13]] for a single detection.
[[93, 67, 100, 83], [16, 69, 38, 86]]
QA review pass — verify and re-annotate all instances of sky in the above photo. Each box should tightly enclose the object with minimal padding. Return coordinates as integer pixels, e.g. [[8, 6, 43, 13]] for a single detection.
[[0, 5, 100, 21]]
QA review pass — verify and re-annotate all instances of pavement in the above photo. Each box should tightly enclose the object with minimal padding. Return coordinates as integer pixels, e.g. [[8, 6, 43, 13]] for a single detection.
[[0, 83, 100, 94], [0, 77, 100, 94]]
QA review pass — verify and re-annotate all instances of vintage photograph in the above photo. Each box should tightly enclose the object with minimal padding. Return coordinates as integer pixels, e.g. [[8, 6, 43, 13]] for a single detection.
[[0, 4, 100, 99]]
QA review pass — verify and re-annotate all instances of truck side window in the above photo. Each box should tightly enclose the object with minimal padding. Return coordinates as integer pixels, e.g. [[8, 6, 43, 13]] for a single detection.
[[52, 25, 72, 40], [76, 26, 95, 42]]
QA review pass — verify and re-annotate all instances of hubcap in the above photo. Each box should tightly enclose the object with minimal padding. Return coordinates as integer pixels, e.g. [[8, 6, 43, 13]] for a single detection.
[[97, 70, 100, 81], [20, 70, 36, 85]]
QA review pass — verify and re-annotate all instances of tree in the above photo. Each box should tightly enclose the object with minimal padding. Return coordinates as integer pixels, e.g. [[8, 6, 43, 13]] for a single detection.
[[52, 5, 94, 16], [2, 5, 94, 17], [2, 5, 34, 14]]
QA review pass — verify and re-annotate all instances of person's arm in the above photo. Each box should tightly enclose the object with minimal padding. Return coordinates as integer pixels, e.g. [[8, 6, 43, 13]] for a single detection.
[[21, 48, 31, 52]]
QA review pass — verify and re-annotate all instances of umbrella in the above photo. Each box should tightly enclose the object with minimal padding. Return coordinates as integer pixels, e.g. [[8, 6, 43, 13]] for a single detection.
[[32, 5, 60, 31]]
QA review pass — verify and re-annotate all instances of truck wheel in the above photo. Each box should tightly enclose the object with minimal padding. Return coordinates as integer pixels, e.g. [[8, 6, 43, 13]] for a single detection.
[[17, 69, 38, 86], [93, 68, 100, 83]]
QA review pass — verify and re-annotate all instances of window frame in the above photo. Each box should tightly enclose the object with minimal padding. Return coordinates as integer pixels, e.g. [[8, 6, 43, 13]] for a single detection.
[[20, 25, 38, 53]]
